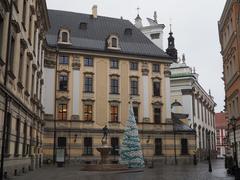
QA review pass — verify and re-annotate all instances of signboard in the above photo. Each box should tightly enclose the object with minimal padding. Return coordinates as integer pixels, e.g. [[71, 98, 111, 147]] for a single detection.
[[56, 148, 65, 163]]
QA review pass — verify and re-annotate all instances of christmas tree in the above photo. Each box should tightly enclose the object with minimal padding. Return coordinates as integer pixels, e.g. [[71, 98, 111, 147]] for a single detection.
[[119, 103, 145, 168]]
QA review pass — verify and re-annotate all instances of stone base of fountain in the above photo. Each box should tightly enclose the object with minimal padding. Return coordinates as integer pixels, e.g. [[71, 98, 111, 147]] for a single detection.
[[80, 139, 128, 171]]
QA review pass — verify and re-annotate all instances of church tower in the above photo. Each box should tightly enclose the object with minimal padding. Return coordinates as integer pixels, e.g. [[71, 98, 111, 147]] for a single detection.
[[166, 26, 178, 61], [135, 11, 165, 50]]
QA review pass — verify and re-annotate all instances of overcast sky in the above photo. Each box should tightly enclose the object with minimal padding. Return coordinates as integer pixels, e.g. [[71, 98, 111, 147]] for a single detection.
[[46, 0, 226, 112]]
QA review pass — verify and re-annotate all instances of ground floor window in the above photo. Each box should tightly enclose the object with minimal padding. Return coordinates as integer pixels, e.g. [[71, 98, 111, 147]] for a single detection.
[[181, 138, 188, 155], [217, 148, 220, 155], [111, 137, 119, 155], [58, 137, 67, 148], [84, 137, 93, 155], [5, 112, 12, 155], [155, 138, 162, 155]]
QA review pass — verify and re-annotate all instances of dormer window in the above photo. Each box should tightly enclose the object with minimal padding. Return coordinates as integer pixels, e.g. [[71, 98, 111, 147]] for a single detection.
[[58, 28, 71, 45], [124, 28, 132, 36], [62, 32, 68, 42], [79, 22, 87, 30], [107, 34, 120, 50], [112, 37, 117, 48]]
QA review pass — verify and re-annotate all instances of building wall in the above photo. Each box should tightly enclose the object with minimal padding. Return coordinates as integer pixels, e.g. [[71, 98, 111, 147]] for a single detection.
[[219, 0, 240, 166], [42, 47, 196, 165], [0, 0, 49, 177], [170, 62, 216, 160], [216, 128, 227, 158]]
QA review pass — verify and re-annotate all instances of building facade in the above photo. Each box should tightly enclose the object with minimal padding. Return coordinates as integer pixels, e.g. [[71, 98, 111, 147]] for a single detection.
[[170, 59, 216, 160], [42, 7, 196, 165], [218, 0, 240, 166], [215, 112, 228, 158], [136, 13, 215, 161], [0, 0, 49, 177]]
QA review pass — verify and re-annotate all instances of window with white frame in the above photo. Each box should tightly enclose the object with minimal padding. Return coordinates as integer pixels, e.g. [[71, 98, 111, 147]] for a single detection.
[[107, 35, 120, 50], [58, 29, 71, 44]]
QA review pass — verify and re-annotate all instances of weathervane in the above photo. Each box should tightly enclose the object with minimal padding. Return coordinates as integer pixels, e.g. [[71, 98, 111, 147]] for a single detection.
[[169, 18, 172, 32]]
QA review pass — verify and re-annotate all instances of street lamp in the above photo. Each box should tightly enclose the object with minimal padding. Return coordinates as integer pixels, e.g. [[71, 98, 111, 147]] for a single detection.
[[171, 100, 182, 165], [230, 116, 238, 169], [208, 131, 212, 172]]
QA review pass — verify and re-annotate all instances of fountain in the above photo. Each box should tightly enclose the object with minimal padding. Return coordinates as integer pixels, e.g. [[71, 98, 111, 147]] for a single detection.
[[80, 126, 128, 171]]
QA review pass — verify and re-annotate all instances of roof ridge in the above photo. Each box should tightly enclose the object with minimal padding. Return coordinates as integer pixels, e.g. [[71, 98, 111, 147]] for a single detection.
[[47, 9, 130, 22]]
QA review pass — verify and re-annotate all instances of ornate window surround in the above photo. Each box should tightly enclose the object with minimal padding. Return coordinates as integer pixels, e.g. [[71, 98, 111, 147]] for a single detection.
[[107, 34, 121, 50], [57, 28, 72, 45]]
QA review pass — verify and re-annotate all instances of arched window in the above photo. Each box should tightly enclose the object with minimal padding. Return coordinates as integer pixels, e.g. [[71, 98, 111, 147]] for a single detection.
[[62, 32, 68, 43], [58, 29, 71, 44], [107, 34, 120, 50], [111, 37, 117, 48]]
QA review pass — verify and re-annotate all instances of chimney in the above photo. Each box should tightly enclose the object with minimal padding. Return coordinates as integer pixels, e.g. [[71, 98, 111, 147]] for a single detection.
[[92, 5, 97, 18]]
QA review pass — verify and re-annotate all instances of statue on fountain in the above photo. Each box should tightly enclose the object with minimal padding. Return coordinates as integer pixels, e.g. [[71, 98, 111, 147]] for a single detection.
[[101, 125, 109, 145]]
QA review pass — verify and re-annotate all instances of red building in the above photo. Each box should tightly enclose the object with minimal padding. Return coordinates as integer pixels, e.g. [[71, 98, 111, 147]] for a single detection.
[[216, 112, 228, 158]]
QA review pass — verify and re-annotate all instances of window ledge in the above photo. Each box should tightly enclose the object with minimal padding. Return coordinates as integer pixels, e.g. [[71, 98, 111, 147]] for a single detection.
[[83, 91, 94, 94], [107, 47, 121, 51], [57, 41, 72, 46], [130, 94, 140, 96], [58, 90, 69, 92], [153, 95, 162, 98]]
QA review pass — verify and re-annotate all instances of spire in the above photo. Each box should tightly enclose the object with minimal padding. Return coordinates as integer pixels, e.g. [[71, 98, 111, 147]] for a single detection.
[[134, 7, 143, 28], [166, 24, 178, 61], [154, 11, 158, 23]]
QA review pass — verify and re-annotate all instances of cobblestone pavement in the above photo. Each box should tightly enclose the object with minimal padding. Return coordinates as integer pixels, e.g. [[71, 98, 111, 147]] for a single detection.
[[10, 159, 233, 180]]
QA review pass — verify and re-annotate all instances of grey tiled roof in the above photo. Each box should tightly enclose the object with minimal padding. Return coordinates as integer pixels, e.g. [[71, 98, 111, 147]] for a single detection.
[[47, 9, 172, 60]]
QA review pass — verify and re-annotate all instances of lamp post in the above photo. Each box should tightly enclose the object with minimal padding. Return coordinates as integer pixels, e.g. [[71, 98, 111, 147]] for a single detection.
[[171, 100, 182, 165], [230, 116, 238, 169], [208, 131, 212, 172]]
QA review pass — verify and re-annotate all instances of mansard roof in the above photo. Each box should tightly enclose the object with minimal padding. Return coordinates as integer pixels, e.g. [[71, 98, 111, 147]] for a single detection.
[[46, 9, 173, 61]]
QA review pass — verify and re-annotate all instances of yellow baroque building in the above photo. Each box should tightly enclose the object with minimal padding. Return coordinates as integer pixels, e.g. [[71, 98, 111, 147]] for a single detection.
[[43, 7, 196, 165]]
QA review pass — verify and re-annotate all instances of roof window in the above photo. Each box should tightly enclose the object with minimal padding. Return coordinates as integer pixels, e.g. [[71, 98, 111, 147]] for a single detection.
[[124, 28, 132, 36], [79, 22, 87, 30]]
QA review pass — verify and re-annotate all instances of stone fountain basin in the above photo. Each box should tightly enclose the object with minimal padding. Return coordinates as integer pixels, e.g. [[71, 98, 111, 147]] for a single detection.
[[96, 146, 112, 153]]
